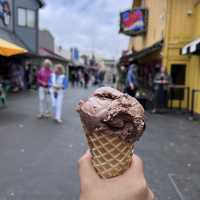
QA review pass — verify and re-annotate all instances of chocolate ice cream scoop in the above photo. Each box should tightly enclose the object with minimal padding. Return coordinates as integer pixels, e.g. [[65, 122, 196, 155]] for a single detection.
[[77, 87, 145, 143]]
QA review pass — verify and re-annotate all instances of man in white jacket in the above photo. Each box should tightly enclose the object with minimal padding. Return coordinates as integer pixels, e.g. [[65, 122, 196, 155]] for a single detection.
[[49, 64, 68, 123]]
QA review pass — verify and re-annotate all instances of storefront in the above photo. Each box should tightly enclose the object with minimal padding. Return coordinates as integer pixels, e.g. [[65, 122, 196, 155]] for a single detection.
[[0, 0, 45, 91], [121, 0, 200, 114]]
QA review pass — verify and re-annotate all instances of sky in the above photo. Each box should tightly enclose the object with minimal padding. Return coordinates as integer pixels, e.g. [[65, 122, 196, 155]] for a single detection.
[[40, 0, 133, 59]]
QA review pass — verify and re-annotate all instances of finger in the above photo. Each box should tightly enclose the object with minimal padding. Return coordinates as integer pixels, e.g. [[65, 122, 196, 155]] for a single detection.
[[79, 150, 99, 183]]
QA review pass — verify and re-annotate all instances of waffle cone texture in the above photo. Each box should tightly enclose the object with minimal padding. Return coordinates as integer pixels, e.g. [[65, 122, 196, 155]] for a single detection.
[[84, 125, 134, 179]]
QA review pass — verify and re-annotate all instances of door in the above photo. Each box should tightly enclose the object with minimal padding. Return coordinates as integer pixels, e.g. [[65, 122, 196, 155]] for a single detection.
[[170, 64, 186, 100]]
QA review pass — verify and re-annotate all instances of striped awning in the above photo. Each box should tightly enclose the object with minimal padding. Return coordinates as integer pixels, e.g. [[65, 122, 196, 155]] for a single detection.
[[181, 38, 200, 55]]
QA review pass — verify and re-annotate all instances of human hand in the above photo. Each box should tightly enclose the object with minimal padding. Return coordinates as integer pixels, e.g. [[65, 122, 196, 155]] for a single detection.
[[41, 81, 47, 86], [79, 151, 154, 200], [53, 85, 60, 90]]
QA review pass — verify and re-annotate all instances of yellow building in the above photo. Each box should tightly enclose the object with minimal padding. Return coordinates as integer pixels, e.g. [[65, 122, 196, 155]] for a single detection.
[[127, 0, 200, 114]]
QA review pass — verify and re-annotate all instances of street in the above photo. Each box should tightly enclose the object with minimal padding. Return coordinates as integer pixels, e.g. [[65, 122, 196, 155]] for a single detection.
[[0, 87, 200, 200]]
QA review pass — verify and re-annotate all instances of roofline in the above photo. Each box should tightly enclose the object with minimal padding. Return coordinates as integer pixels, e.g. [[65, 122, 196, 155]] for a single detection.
[[39, 29, 54, 40]]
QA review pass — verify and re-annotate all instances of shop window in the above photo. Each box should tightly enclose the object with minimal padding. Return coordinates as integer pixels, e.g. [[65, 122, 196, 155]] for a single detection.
[[18, 8, 35, 28], [27, 10, 35, 28], [171, 64, 186, 100], [18, 8, 26, 26]]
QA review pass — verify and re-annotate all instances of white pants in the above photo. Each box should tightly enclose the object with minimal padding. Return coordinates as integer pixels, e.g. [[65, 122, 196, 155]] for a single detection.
[[50, 90, 64, 121], [39, 87, 51, 115]]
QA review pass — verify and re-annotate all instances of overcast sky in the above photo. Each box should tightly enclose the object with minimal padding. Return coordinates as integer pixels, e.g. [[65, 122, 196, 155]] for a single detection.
[[40, 0, 133, 59]]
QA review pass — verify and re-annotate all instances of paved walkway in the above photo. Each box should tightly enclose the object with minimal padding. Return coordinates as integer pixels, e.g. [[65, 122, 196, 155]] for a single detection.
[[0, 87, 199, 200]]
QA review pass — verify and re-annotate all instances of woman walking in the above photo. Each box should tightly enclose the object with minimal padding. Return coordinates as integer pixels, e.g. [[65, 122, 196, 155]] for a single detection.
[[37, 59, 52, 118], [49, 64, 68, 123]]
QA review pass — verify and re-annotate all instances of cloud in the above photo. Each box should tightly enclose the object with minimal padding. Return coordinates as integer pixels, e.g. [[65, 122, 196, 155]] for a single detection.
[[40, 0, 133, 59]]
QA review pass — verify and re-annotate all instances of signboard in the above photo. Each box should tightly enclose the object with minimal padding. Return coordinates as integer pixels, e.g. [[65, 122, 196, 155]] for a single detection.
[[120, 8, 148, 37], [70, 47, 79, 64], [0, 0, 11, 26]]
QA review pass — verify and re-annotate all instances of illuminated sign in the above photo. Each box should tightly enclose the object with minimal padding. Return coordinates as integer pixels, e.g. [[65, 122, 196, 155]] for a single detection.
[[0, 0, 11, 26], [120, 8, 148, 37]]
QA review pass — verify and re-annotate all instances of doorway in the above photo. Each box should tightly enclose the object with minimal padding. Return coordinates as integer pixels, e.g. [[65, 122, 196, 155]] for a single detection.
[[170, 64, 186, 100]]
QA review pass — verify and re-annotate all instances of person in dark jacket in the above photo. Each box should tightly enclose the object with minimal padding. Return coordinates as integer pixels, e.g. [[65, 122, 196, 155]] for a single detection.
[[152, 67, 171, 113], [83, 70, 89, 89], [125, 64, 138, 97]]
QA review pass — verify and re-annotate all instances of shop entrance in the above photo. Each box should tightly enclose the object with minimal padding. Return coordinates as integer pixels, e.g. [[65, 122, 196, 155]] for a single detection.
[[170, 64, 186, 100]]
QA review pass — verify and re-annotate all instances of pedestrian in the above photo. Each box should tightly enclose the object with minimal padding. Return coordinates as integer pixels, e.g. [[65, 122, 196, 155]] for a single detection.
[[71, 71, 76, 88], [37, 59, 52, 119], [24, 64, 31, 89], [31, 66, 37, 90], [152, 66, 171, 113], [74, 71, 79, 87], [78, 70, 84, 88], [18, 65, 25, 90], [83, 70, 89, 89], [49, 64, 68, 123], [0, 83, 6, 106], [125, 64, 138, 97]]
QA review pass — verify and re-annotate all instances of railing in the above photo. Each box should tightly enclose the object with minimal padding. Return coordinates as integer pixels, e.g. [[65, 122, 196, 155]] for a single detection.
[[190, 89, 200, 117], [168, 85, 190, 112]]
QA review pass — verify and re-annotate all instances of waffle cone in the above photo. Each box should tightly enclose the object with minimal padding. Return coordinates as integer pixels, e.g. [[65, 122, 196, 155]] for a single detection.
[[83, 125, 134, 178]]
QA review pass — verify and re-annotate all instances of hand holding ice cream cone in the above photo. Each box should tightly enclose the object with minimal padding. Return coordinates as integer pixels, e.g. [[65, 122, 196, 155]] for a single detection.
[[77, 87, 145, 179]]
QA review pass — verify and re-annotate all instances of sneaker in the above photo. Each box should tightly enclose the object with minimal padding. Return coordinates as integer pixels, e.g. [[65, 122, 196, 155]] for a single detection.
[[56, 119, 63, 124], [37, 114, 44, 119], [45, 113, 52, 118]]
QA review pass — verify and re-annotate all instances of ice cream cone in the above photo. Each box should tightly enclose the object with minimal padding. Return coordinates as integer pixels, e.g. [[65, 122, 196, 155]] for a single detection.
[[87, 132, 134, 178], [77, 87, 145, 179]]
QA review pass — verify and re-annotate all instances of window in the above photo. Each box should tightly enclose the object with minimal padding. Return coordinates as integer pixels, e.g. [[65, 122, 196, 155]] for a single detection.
[[27, 10, 35, 28], [18, 8, 26, 26], [18, 8, 35, 28]]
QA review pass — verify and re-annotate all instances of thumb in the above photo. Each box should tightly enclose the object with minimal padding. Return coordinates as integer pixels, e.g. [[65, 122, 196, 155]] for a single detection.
[[79, 150, 99, 186]]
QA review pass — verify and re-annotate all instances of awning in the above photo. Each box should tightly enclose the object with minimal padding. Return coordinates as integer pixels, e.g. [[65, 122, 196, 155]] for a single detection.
[[119, 40, 163, 65], [0, 38, 27, 56], [38, 47, 69, 63], [181, 38, 200, 55], [12, 47, 69, 64]]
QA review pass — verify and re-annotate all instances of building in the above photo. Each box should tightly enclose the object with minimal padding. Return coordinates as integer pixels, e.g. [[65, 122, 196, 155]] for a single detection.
[[39, 29, 55, 52], [121, 0, 200, 114], [55, 45, 71, 60], [38, 30, 69, 66], [0, 0, 45, 53]]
